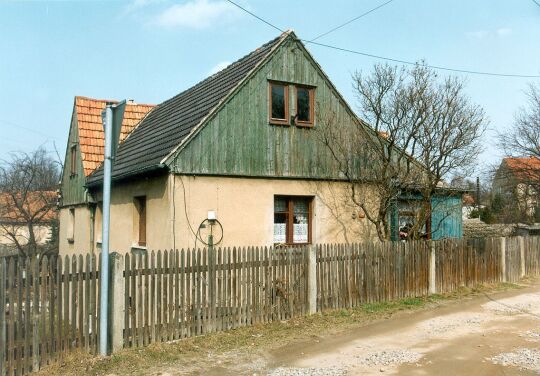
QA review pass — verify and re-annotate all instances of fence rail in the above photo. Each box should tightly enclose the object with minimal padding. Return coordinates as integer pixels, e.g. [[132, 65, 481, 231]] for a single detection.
[[1, 236, 540, 375], [122, 247, 307, 348], [1, 254, 100, 376]]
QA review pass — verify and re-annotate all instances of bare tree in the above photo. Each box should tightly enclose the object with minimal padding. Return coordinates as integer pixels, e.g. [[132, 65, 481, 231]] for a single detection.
[[317, 63, 486, 241], [499, 83, 540, 158], [0, 148, 59, 256]]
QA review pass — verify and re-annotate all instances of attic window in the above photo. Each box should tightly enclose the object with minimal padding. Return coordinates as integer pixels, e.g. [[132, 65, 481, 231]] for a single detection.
[[295, 86, 314, 126], [70, 144, 77, 176], [269, 82, 289, 125]]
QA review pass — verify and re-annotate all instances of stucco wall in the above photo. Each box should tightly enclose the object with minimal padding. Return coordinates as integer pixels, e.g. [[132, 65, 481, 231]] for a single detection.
[[60, 174, 378, 254], [59, 205, 92, 254], [171, 175, 377, 250], [90, 175, 172, 254]]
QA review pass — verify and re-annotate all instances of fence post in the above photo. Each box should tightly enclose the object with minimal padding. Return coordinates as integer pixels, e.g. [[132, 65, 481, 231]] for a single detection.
[[0, 259, 5, 376], [429, 241, 437, 294], [500, 237, 507, 283], [109, 252, 125, 353], [307, 245, 317, 314], [520, 236, 526, 278]]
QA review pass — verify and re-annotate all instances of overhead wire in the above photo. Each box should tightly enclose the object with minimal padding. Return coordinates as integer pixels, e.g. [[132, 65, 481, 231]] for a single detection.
[[0, 119, 61, 141], [225, 0, 540, 79], [308, 0, 397, 42]]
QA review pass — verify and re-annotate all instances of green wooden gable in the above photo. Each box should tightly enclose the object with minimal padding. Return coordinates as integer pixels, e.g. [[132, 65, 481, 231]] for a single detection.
[[59, 109, 88, 207], [167, 34, 361, 180]]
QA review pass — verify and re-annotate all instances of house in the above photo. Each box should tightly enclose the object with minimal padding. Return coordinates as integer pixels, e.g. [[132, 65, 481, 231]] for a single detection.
[[59, 31, 463, 254], [493, 157, 540, 222], [58, 96, 155, 253], [0, 191, 57, 250]]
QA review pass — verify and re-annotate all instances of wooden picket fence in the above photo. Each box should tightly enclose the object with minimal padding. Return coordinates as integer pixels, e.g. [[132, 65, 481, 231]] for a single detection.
[[524, 236, 540, 276], [2, 236, 540, 375], [316, 241, 430, 310], [122, 247, 308, 348], [0, 254, 100, 376], [435, 238, 502, 293]]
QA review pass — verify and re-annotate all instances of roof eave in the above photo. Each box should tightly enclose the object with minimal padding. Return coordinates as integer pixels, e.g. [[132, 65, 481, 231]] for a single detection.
[[86, 163, 168, 189]]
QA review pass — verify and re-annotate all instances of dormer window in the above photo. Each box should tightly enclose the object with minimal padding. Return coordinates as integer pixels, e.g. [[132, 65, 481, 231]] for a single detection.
[[269, 82, 289, 125], [296, 86, 314, 126]]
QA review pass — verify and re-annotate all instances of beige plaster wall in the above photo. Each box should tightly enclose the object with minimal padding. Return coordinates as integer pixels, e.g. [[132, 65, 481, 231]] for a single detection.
[[172, 175, 377, 250], [60, 174, 378, 254], [59, 205, 92, 254], [92, 175, 172, 254]]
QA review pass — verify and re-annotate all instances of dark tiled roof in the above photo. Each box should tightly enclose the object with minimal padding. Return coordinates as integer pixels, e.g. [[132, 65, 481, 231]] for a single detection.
[[88, 33, 286, 185]]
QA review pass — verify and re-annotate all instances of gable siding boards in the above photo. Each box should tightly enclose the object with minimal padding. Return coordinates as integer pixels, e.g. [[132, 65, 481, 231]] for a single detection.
[[60, 112, 88, 206], [170, 38, 356, 179], [87, 35, 283, 184]]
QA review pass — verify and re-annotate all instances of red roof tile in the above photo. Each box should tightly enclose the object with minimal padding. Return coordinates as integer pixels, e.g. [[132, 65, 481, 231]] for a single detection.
[[0, 191, 57, 223], [75, 96, 155, 176]]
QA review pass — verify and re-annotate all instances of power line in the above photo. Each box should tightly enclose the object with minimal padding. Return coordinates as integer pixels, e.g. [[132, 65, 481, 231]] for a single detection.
[[532, 0, 540, 8], [0, 119, 61, 141], [309, 0, 397, 42], [225, 0, 284, 33], [304, 40, 540, 78], [226, 0, 540, 79]]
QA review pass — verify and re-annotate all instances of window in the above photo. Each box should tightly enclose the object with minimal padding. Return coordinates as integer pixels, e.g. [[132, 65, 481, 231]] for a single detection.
[[94, 202, 103, 243], [70, 144, 77, 176], [134, 196, 147, 247], [397, 200, 429, 240], [273, 196, 312, 244], [269, 82, 289, 125], [295, 86, 314, 126], [67, 208, 75, 242]]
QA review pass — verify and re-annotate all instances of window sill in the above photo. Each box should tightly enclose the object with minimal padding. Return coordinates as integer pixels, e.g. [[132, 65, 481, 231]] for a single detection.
[[274, 242, 311, 247], [295, 122, 314, 128], [131, 245, 147, 255], [269, 120, 290, 126]]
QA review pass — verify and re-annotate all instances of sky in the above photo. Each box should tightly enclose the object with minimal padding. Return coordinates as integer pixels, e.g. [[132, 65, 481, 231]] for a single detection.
[[0, 0, 539, 174]]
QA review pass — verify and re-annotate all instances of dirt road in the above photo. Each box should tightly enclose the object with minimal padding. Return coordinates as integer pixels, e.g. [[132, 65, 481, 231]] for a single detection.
[[264, 282, 540, 375], [44, 282, 540, 376]]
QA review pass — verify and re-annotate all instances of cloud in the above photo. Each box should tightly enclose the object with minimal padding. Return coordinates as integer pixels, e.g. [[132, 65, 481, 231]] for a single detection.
[[153, 0, 240, 29], [466, 28, 512, 40], [208, 61, 231, 75]]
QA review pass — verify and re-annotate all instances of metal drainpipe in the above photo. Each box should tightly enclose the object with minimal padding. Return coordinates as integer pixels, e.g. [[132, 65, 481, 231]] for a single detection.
[[99, 105, 113, 356], [90, 204, 95, 254]]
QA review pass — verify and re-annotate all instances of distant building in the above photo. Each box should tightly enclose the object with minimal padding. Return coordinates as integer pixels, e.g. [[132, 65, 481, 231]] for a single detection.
[[493, 157, 540, 222], [0, 191, 57, 248]]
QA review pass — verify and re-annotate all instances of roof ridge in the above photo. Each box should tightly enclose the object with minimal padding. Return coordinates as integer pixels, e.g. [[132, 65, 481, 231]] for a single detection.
[[75, 95, 156, 108]]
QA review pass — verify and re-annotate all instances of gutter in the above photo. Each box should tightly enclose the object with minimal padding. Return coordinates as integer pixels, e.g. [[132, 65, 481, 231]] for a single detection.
[[85, 163, 168, 189]]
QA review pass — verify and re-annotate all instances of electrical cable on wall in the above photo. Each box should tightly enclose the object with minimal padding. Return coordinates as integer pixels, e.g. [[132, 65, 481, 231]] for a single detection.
[[195, 217, 224, 247]]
